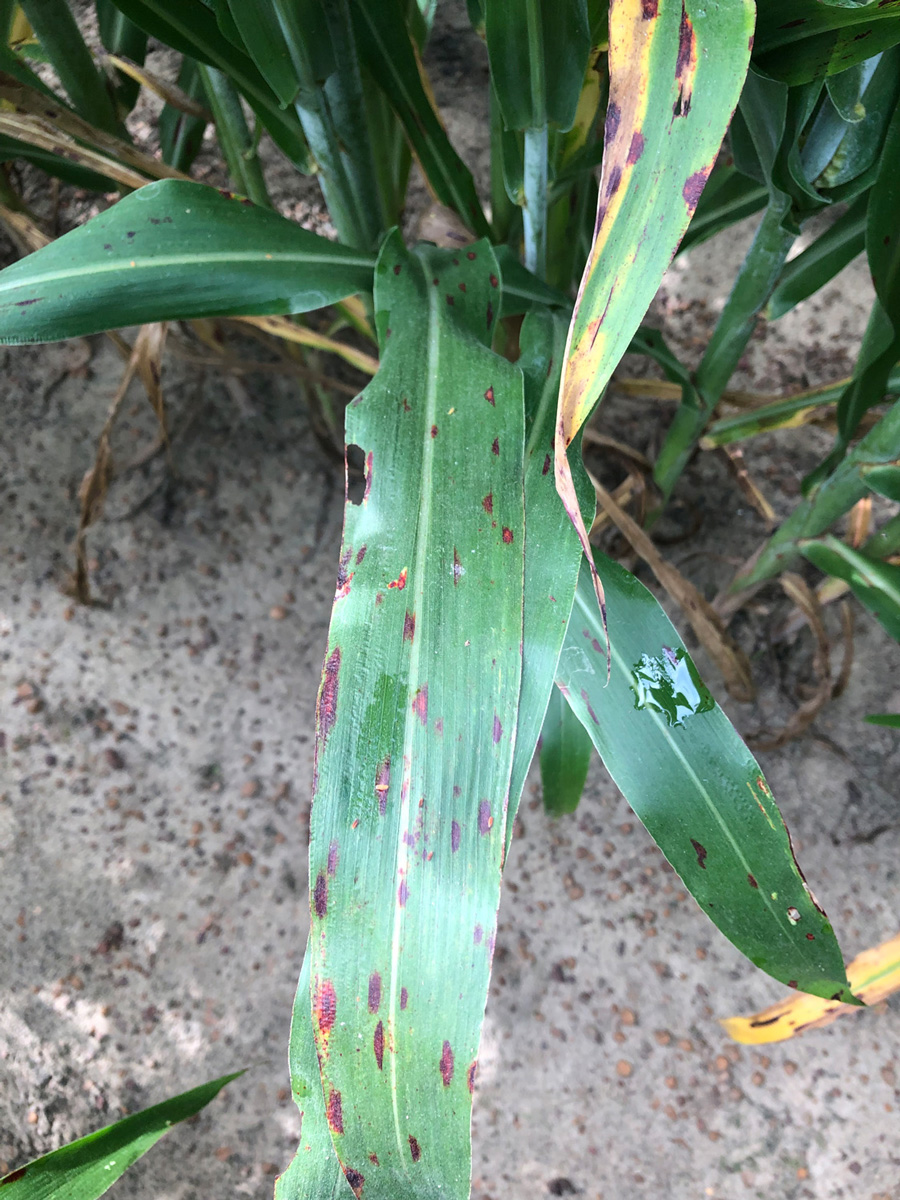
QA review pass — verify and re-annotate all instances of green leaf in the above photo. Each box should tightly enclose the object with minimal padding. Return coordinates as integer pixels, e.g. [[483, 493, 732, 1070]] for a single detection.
[[735, 397, 900, 585], [754, 0, 900, 84], [801, 535, 900, 642], [767, 194, 867, 320], [107, 0, 311, 168], [483, 0, 591, 132], [557, 557, 857, 1004], [864, 712, 900, 728], [306, 232, 523, 1199], [826, 59, 871, 123], [0, 179, 375, 343], [864, 464, 900, 502], [349, 0, 490, 238], [817, 48, 900, 190], [0, 1072, 241, 1199], [539, 684, 592, 815]]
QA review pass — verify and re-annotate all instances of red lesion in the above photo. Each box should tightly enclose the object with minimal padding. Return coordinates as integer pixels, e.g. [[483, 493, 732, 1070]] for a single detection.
[[411, 685, 428, 725], [440, 1040, 454, 1086], [387, 567, 408, 590], [326, 1087, 344, 1134], [318, 647, 341, 741], [373, 1019, 385, 1069], [408, 1135, 422, 1162]]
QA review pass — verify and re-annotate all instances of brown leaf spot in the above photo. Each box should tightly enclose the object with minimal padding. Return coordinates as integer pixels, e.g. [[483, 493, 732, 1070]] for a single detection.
[[440, 1040, 454, 1086], [327, 1088, 344, 1134], [467, 251, 477, 260], [580, 688, 599, 725], [446, 294, 455, 306], [398, 879, 409, 907], [489, 274, 499, 288], [788, 981, 798, 989], [493, 714, 502, 743], [747, 873, 758, 889], [400, 986, 409, 1010], [393, 263, 402, 275], [485, 386, 495, 405], [387, 567, 408, 590], [314, 872, 328, 917], [451, 819, 461, 852], [474, 924, 483, 944], [478, 800, 493, 835], [344, 1167, 365, 1197], [412, 685, 428, 726], [373, 1020, 385, 1069], [369, 1153, 379, 1166], [403, 611, 416, 642], [483, 491, 493, 515], [502, 526, 514, 544], [806, 932, 815, 941], [467, 1061, 477, 1093], [431, 425, 438, 438], [542, 454, 551, 476], [491, 437, 500, 456], [355, 544, 367, 565], [605, 164, 622, 197], [327, 840, 339, 877], [690, 839, 708, 870], [314, 979, 337, 1037], [319, 647, 341, 742], [605, 100, 621, 141], [0, 1167, 27, 1185], [408, 1136, 421, 1162], [682, 168, 710, 210], [627, 131, 644, 165], [368, 971, 382, 1014]]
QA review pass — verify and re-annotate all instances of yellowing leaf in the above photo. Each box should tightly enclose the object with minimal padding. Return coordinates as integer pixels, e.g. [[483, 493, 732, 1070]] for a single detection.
[[721, 932, 900, 1045]]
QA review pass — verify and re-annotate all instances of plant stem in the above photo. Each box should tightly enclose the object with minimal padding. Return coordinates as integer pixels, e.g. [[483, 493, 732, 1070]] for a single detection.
[[653, 201, 796, 498], [199, 66, 271, 209], [523, 124, 549, 279]]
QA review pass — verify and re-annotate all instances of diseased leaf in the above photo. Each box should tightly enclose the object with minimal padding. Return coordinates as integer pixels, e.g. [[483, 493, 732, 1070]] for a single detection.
[[0, 180, 375, 344], [557, 556, 857, 1004], [539, 684, 592, 815], [306, 232, 524, 1200], [555, 0, 753, 616], [721, 931, 900, 1045], [0, 1072, 241, 1199]]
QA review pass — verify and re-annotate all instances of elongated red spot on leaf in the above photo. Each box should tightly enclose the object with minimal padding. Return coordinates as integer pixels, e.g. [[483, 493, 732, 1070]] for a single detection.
[[408, 1136, 421, 1162], [542, 454, 551, 476], [451, 819, 461, 852], [403, 611, 416, 642], [453, 547, 463, 585], [491, 437, 499, 456], [314, 978, 337, 1037], [467, 251, 476, 260], [344, 1167, 365, 1197], [373, 1019, 385, 1069], [327, 840, 339, 877], [485, 386, 495, 405], [691, 839, 708, 869], [606, 165, 622, 197], [779, 17, 805, 29], [412, 685, 428, 725], [788, 981, 798, 990], [467, 1061, 477, 1093], [431, 424, 438, 438], [327, 1088, 344, 1134], [402, 397, 411, 412], [355, 544, 367, 565], [748, 873, 758, 889], [398, 879, 409, 906], [368, 971, 382, 1013], [336, 553, 353, 600], [493, 714, 502, 743], [446, 294, 455, 306], [806, 932, 815, 941], [314, 872, 328, 917], [682, 168, 710, 209], [478, 800, 493, 835], [393, 263, 402, 275], [676, 6, 696, 75], [627, 131, 645, 164], [369, 1153, 379, 1166], [502, 526, 514, 544], [440, 1040, 454, 1086], [387, 567, 408, 590], [319, 647, 341, 741], [400, 986, 409, 1010], [364, 451, 373, 501], [489, 274, 498, 288], [605, 100, 621, 141], [483, 492, 493, 514], [474, 923, 483, 944], [580, 688, 599, 725]]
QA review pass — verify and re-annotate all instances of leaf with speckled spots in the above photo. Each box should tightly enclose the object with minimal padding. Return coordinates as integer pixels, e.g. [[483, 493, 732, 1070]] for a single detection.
[[554, 0, 754, 616], [0, 180, 375, 344], [305, 230, 524, 1199], [556, 556, 858, 1005]]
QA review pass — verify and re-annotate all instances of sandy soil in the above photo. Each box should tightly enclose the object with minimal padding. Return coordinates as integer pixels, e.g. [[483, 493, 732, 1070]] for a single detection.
[[1, 6, 899, 1200]]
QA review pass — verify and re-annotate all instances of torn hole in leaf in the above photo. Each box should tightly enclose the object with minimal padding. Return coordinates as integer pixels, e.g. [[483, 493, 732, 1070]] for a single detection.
[[346, 443, 366, 506]]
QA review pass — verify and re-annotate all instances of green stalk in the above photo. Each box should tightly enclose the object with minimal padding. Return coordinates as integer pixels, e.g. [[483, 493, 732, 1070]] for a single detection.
[[733, 399, 900, 589], [523, 124, 549, 279], [199, 65, 270, 209], [654, 201, 796, 498], [19, 0, 119, 134]]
